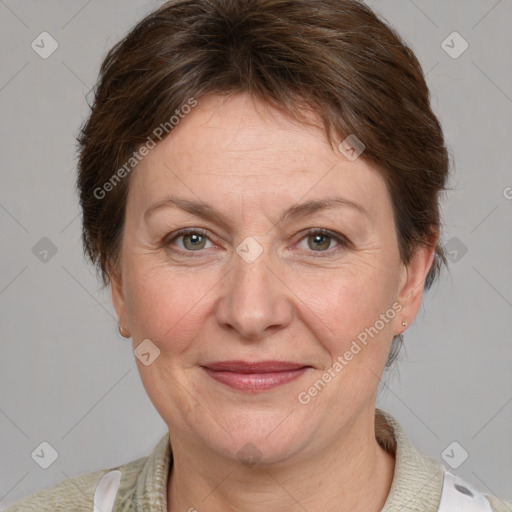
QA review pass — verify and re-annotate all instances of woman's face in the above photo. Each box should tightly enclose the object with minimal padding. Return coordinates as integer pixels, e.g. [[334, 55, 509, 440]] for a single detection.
[[111, 92, 433, 464]]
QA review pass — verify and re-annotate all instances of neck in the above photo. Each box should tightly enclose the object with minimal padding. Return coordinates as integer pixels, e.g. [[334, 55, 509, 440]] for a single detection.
[[167, 408, 395, 512]]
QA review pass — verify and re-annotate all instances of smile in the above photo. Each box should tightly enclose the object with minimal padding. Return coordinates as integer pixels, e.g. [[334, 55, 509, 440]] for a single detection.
[[201, 360, 311, 391]]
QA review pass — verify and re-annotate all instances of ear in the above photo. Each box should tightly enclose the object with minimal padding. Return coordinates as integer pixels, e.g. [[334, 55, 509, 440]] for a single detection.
[[396, 239, 437, 335], [108, 262, 130, 335]]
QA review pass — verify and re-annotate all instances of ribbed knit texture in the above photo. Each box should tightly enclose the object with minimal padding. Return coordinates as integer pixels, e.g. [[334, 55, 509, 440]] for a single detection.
[[3, 408, 510, 511]]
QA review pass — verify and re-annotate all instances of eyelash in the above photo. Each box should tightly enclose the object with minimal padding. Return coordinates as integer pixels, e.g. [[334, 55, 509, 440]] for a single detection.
[[164, 228, 349, 258]]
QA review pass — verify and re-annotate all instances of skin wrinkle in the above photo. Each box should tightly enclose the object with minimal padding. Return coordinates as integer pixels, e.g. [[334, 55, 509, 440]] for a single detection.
[[109, 92, 436, 512]]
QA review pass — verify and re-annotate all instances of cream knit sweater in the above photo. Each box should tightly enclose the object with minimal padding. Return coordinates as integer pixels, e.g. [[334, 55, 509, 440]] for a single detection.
[[3, 408, 511, 511]]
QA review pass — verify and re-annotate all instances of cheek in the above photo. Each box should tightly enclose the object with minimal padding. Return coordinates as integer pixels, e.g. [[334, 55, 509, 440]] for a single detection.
[[123, 259, 217, 352], [297, 265, 399, 357], [122, 240, 401, 362]]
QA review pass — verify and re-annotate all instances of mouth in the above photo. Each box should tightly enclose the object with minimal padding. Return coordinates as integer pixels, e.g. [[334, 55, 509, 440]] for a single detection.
[[201, 360, 312, 392]]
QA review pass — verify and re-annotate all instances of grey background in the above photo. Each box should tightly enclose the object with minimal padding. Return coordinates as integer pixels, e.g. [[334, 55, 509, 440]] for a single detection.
[[1, 0, 511, 508]]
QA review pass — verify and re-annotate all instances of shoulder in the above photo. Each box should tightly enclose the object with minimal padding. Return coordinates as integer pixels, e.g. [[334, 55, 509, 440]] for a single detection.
[[376, 409, 512, 512], [436, 470, 512, 512], [485, 494, 512, 512], [2, 455, 147, 512]]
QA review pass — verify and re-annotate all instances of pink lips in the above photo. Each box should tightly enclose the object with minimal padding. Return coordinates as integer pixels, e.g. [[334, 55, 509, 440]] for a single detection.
[[201, 360, 310, 391]]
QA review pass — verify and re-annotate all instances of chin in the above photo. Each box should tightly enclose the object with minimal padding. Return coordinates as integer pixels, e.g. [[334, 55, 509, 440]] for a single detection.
[[196, 408, 315, 466]]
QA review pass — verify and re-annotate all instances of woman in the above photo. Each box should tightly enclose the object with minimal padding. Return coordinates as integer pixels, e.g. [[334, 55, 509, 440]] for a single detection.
[[5, 0, 510, 511]]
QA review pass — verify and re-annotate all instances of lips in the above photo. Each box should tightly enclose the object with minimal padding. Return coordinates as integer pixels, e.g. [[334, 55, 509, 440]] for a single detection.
[[201, 360, 311, 391], [203, 360, 308, 373]]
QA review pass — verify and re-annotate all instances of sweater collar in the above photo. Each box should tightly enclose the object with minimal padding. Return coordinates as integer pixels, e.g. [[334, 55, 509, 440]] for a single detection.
[[134, 408, 445, 511], [377, 408, 445, 511]]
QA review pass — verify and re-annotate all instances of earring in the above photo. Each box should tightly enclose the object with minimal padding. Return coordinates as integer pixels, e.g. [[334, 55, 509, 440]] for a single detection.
[[398, 321, 407, 342], [118, 323, 131, 338]]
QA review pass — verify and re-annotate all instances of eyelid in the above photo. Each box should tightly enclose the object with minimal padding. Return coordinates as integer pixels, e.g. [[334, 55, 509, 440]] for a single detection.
[[164, 227, 214, 249], [293, 228, 350, 256], [164, 227, 350, 256]]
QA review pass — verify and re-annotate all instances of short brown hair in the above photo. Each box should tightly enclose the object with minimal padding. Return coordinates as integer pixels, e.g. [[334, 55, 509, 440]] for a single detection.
[[77, 0, 450, 297]]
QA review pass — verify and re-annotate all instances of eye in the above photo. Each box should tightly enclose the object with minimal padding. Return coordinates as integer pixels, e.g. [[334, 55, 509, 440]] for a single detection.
[[164, 227, 349, 257], [295, 228, 348, 256], [165, 228, 214, 252]]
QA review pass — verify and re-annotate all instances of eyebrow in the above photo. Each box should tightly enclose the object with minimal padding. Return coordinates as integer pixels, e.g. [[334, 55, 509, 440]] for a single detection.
[[144, 195, 368, 226]]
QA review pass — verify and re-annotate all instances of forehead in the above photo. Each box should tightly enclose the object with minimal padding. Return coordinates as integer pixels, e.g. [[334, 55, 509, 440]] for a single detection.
[[129, 93, 391, 221]]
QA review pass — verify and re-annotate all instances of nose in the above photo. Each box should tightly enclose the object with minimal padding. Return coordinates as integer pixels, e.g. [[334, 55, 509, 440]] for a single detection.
[[214, 245, 294, 340]]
